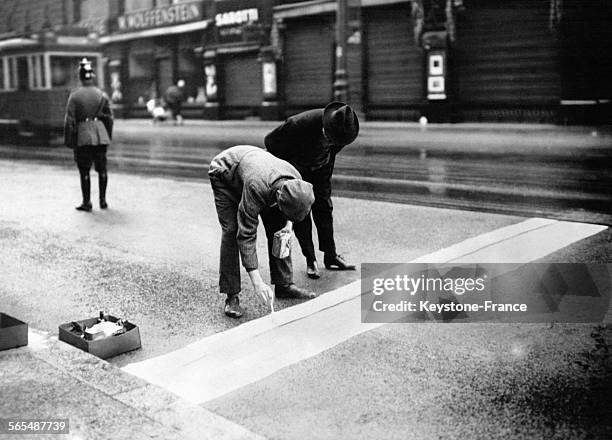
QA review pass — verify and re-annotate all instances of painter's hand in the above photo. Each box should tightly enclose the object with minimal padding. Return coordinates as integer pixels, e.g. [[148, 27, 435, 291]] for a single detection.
[[254, 281, 274, 308]]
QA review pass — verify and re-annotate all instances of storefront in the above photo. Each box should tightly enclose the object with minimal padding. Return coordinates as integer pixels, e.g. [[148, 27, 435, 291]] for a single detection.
[[99, 0, 209, 118], [272, 0, 425, 120], [277, 11, 336, 115], [94, 0, 606, 123], [201, 0, 274, 119], [453, 0, 561, 122], [363, 1, 424, 120]]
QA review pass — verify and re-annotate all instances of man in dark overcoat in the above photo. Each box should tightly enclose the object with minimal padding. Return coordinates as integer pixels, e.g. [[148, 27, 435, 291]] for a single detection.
[[208, 145, 316, 318], [264, 102, 359, 279], [64, 58, 113, 212]]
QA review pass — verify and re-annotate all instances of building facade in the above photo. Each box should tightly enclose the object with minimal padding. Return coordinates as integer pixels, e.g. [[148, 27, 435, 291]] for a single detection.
[[1, 0, 610, 123]]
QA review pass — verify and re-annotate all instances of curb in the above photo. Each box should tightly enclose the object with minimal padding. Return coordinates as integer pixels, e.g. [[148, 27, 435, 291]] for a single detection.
[[14, 329, 265, 440]]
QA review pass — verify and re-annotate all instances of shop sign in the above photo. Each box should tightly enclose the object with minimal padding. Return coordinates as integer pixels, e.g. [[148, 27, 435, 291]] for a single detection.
[[215, 8, 259, 27], [214, 0, 263, 43], [75, 18, 108, 36], [262, 61, 277, 98], [215, 8, 260, 42], [116, 1, 203, 32], [204, 64, 218, 101]]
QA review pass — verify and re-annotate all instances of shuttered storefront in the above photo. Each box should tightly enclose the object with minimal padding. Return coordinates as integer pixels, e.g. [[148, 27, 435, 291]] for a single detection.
[[454, 0, 561, 122], [282, 15, 335, 115], [221, 52, 262, 119], [364, 3, 424, 120]]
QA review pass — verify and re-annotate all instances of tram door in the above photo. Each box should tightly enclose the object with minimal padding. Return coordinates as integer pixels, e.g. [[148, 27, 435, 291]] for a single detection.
[[156, 57, 173, 99]]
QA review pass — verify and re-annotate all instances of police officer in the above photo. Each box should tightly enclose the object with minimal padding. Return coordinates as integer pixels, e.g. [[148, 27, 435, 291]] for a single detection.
[[64, 58, 113, 212], [265, 102, 359, 279]]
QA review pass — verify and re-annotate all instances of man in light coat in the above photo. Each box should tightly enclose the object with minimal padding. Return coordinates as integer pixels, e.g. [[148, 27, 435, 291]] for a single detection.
[[208, 145, 316, 318]]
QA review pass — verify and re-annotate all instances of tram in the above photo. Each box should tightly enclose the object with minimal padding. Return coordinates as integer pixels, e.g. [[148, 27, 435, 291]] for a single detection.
[[0, 31, 103, 144]]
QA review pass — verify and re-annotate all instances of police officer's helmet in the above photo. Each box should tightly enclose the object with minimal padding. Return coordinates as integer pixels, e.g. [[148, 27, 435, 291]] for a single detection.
[[79, 58, 95, 81]]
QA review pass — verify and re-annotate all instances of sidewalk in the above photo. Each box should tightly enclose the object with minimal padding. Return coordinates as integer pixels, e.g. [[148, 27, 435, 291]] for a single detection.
[[0, 328, 263, 440]]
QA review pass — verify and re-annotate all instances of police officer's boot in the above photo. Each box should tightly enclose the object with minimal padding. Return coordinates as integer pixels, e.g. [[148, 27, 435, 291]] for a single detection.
[[99, 172, 108, 209], [76, 173, 92, 212]]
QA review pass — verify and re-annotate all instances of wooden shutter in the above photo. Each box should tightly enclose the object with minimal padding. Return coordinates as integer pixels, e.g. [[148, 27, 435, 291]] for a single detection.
[[223, 53, 262, 108], [283, 15, 334, 111], [455, 0, 560, 108], [365, 4, 424, 110]]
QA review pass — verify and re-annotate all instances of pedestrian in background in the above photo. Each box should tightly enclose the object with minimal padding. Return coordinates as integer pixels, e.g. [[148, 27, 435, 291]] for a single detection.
[[208, 145, 316, 318], [64, 58, 114, 212], [164, 79, 185, 126], [264, 102, 359, 279]]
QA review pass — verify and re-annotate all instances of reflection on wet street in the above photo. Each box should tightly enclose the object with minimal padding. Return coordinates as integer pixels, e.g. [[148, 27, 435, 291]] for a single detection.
[[1, 121, 611, 225]]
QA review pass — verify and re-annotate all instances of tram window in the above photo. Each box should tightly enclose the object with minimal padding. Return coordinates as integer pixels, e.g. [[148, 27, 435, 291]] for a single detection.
[[39, 55, 46, 89], [51, 56, 89, 89], [0, 58, 5, 90], [29, 55, 42, 89], [28, 55, 48, 90], [16, 57, 28, 91], [6, 57, 18, 90]]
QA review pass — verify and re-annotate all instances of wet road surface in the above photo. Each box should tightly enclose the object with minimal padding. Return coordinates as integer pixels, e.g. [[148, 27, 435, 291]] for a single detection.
[[1, 120, 611, 225]]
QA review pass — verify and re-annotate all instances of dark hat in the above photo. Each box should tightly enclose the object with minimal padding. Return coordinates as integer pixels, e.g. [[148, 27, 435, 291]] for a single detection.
[[323, 101, 359, 146], [79, 57, 95, 81], [277, 179, 315, 222]]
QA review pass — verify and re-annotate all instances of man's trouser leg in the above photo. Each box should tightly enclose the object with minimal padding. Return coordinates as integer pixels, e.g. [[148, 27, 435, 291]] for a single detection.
[[292, 166, 317, 262], [311, 164, 336, 256], [261, 206, 293, 286], [210, 177, 241, 296], [293, 213, 317, 262]]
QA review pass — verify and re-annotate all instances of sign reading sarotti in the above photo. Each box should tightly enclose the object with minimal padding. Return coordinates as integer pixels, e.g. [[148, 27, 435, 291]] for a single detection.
[[117, 2, 202, 32], [215, 8, 259, 27]]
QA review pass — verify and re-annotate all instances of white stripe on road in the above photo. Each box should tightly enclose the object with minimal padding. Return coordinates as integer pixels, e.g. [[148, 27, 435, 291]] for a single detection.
[[122, 218, 607, 403]]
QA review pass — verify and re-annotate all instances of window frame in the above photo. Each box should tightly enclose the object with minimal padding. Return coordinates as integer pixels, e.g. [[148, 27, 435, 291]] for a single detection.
[[28, 53, 50, 90]]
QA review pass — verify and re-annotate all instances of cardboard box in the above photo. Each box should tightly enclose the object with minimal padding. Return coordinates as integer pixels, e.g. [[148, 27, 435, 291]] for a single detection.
[[58, 315, 141, 359], [0, 313, 28, 351]]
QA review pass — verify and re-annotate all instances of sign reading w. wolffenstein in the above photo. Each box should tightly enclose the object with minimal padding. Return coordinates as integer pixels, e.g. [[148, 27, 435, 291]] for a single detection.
[[116, 1, 203, 32]]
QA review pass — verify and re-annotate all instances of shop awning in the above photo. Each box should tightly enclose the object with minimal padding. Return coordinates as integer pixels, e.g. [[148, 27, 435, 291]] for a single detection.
[[99, 20, 211, 44]]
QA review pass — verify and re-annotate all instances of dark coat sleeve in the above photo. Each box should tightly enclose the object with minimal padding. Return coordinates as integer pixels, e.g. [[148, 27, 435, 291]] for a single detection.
[[99, 92, 114, 140], [264, 110, 322, 160], [63, 93, 77, 149], [264, 117, 301, 161]]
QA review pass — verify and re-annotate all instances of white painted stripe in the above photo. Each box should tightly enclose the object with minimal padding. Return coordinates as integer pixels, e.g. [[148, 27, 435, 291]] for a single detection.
[[122, 218, 607, 403], [449, 221, 606, 263], [411, 217, 557, 263]]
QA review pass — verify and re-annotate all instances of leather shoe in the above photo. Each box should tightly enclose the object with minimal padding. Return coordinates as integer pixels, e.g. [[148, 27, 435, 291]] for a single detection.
[[306, 260, 320, 279], [75, 202, 92, 212], [100, 200, 108, 209], [275, 284, 316, 300], [324, 253, 356, 270], [224, 295, 244, 318]]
